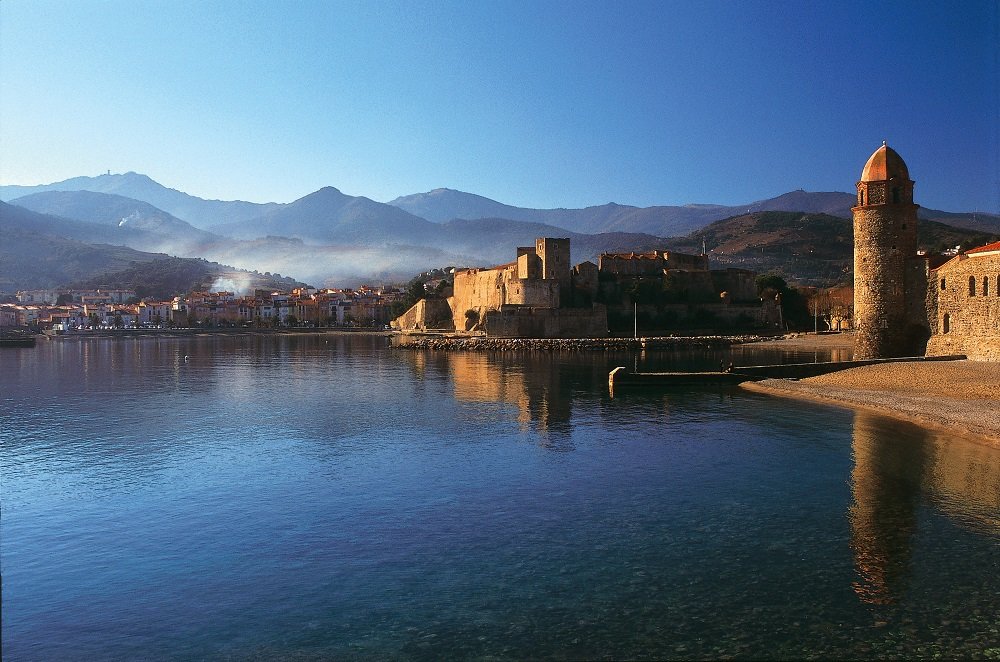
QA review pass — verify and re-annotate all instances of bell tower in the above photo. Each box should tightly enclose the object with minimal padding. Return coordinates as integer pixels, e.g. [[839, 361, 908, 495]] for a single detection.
[[852, 142, 920, 359]]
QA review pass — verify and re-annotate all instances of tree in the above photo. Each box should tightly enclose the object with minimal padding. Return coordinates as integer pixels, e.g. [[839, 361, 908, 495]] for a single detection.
[[56, 293, 74, 306], [756, 274, 789, 297]]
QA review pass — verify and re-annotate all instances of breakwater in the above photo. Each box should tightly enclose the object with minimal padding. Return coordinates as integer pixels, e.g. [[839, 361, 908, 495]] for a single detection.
[[391, 334, 770, 351]]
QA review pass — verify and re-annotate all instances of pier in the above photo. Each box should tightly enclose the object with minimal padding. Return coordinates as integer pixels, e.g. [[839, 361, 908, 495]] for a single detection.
[[608, 354, 968, 395]]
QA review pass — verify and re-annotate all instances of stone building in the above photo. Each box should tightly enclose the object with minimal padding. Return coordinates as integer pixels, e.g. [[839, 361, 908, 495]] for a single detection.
[[925, 241, 1000, 360], [392, 237, 608, 338], [852, 142, 928, 358]]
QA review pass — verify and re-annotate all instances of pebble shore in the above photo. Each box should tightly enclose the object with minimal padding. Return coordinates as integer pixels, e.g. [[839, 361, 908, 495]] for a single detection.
[[743, 360, 1000, 447]]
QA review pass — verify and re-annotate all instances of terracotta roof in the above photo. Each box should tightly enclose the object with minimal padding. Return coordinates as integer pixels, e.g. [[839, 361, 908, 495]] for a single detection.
[[965, 241, 1000, 255], [860, 142, 910, 182]]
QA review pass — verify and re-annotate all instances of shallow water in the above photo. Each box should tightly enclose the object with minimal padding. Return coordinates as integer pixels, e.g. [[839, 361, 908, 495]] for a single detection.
[[2, 335, 998, 660]]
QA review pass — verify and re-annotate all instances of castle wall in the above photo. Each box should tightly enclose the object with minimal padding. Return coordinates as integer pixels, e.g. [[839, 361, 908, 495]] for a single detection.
[[925, 253, 1000, 360], [391, 297, 455, 331], [572, 261, 598, 296], [599, 252, 665, 276], [506, 279, 560, 307], [664, 252, 709, 271], [711, 268, 758, 303], [663, 270, 716, 302], [451, 267, 511, 331], [484, 304, 608, 338]]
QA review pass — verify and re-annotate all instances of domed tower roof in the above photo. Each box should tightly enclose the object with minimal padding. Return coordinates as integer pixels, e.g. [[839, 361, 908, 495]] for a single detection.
[[860, 142, 910, 182]]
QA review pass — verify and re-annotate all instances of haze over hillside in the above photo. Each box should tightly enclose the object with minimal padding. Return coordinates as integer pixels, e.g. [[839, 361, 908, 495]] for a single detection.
[[3, 172, 998, 290]]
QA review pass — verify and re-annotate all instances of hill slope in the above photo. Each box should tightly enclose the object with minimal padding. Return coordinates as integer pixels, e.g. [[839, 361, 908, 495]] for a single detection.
[[0, 202, 305, 295], [667, 211, 999, 286]]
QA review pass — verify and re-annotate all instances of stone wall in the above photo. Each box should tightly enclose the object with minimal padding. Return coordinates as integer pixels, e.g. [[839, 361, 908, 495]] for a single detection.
[[711, 268, 758, 303], [484, 304, 608, 338], [391, 297, 455, 331], [925, 253, 1000, 360]]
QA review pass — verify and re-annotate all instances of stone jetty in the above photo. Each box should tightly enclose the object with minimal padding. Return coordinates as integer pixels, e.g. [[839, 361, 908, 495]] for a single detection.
[[391, 334, 769, 352]]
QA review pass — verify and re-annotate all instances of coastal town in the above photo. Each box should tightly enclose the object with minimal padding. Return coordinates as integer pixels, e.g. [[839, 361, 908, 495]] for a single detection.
[[2, 285, 406, 331]]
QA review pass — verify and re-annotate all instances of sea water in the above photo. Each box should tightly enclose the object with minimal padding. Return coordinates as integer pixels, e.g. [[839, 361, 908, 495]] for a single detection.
[[2, 335, 998, 660]]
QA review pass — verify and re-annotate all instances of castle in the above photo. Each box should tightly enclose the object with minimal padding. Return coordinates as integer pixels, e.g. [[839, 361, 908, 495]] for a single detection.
[[393, 237, 608, 338], [853, 143, 1000, 361], [392, 235, 772, 338]]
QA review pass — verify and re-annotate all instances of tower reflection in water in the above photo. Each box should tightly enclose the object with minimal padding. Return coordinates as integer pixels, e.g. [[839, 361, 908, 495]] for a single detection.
[[849, 411, 1000, 605]]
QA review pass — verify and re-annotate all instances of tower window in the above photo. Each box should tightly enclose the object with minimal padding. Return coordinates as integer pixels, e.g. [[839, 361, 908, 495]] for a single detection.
[[942, 313, 950, 334], [969, 276, 976, 296], [940, 278, 946, 290], [892, 187, 901, 203], [985, 276, 990, 296]]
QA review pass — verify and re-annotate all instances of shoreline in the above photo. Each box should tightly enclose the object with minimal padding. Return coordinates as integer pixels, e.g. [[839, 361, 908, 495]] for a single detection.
[[40, 328, 392, 340], [742, 360, 1000, 448]]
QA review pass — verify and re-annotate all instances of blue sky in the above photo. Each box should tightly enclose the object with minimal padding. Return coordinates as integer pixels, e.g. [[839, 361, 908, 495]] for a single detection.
[[1, 0, 997, 213]]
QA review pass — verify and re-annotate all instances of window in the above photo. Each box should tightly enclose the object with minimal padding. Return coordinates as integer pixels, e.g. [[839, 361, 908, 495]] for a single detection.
[[942, 313, 950, 334], [940, 278, 946, 290], [892, 187, 901, 203], [969, 276, 976, 296], [985, 277, 991, 296]]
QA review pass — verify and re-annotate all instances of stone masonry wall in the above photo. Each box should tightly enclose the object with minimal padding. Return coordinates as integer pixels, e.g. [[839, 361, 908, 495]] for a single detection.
[[925, 253, 1000, 360]]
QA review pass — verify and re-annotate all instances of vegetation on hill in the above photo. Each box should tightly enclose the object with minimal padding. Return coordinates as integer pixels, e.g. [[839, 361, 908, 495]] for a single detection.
[[69, 258, 307, 300]]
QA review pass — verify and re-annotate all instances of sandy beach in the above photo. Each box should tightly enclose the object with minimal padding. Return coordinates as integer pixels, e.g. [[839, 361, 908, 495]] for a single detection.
[[743, 360, 1000, 447]]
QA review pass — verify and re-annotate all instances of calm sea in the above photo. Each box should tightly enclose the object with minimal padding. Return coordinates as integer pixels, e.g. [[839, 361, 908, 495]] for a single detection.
[[2, 335, 998, 660]]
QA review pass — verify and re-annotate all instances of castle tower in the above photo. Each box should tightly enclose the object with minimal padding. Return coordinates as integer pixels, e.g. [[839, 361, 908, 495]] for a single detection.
[[535, 237, 571, 287], [852, 142, 920, 359]]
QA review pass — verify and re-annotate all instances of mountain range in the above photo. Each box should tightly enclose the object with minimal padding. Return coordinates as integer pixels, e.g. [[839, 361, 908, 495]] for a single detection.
[[2, 172, 997, 291]]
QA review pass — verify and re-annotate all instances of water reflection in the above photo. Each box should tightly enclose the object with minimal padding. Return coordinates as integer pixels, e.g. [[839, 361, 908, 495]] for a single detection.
[[848, 411, 1000, 605]]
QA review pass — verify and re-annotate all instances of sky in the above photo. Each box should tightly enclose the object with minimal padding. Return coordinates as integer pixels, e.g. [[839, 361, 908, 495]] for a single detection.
[[1, 0, 998, 213]]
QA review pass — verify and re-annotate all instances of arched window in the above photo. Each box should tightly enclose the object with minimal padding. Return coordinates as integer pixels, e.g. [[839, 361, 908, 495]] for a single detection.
[[942, 313, 950, 334], [969, 276, 976, 296]]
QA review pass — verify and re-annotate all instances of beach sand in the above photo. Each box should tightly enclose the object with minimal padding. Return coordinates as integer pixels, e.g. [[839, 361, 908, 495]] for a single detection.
[[742, 360, 1000, 447]]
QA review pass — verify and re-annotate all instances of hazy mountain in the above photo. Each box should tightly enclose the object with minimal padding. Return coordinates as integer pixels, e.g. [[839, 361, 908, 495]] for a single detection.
[[212, 187, 439, 245], [0, 172, 279, 229], [391, 187, 1000, 237], [389, 188, 726, 236], [9, 190, 221, 254]]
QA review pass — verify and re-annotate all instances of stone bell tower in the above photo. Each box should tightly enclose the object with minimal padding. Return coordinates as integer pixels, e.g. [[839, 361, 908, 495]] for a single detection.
[[852, 142, 920, 359]]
